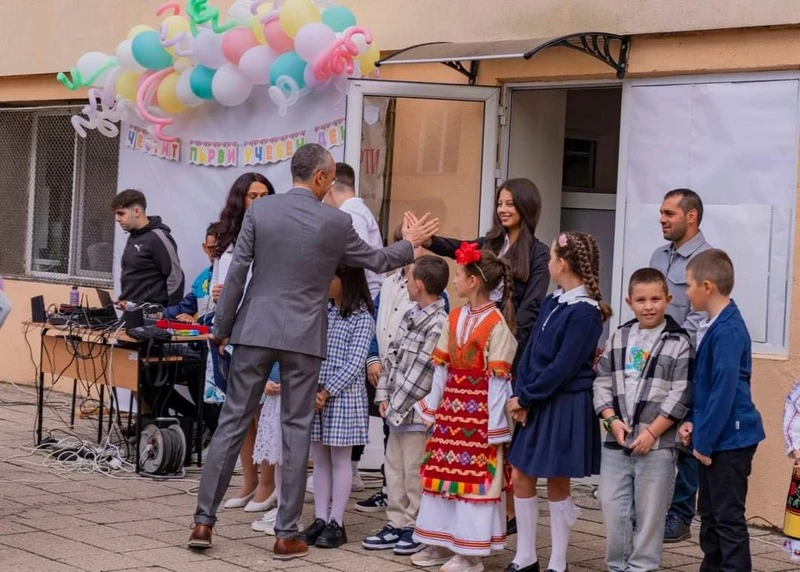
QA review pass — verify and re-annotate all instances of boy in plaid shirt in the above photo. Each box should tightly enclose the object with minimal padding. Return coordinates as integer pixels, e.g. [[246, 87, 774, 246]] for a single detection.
[[594, 268, 693, 572], [362, 255, 450, 555]]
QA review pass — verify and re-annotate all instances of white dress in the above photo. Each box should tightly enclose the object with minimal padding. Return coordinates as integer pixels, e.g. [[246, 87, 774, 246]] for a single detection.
[[253, 394, 282, 466]]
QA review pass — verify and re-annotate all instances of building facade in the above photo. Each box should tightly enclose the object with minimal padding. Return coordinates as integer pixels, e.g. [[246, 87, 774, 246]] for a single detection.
[[1, 0, 799, 525]]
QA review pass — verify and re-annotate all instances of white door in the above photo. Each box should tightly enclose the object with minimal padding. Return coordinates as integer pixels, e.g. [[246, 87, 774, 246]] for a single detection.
[[344, 79, 500, 470]]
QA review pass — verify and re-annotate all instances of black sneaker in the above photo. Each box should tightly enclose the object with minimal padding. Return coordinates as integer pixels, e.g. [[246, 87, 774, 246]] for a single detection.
[[355, 491, 388, 513], [505, 563, 540, 572], [316, 520, 347, 549], [298, 518, 327, 546], [393, 527, 423, 555], [664, 514, 691, 543], [507, 517, 517, 536], [362, 524, 402, 550]]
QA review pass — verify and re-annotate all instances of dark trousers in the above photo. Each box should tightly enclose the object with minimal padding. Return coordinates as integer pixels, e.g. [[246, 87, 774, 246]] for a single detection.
[[697, 445, 757, 572], [668, 449, 699, 524], [351, 376, 379, 462]]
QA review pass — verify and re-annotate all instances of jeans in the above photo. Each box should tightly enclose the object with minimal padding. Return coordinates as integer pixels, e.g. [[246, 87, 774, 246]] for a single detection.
[[668, 449, 698, 524], [599, 447, 678, 572], [698, 445, 757, 572]]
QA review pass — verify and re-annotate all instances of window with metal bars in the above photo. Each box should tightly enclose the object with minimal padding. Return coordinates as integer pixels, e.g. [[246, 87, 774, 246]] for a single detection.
[[0, 106, 119, 286]]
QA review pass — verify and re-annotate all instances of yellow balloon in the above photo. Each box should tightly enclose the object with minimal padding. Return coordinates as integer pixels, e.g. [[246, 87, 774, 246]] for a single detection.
[[359, 43, 380, 76], [156, 72, 185, 114], [126, 24, 155, 40], [278, 0, 321, 39], [115, 70, 141, 101], [161, 15, 191, 56], [252, 3, 274, 44]]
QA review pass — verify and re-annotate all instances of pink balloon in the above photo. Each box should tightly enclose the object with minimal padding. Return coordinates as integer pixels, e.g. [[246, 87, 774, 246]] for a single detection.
[[263, 18, 294, 54], [222, 27, 259, 65]]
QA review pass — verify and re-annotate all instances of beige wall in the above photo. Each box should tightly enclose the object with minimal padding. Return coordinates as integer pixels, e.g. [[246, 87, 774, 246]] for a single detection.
[[5, 1, 800, 76]]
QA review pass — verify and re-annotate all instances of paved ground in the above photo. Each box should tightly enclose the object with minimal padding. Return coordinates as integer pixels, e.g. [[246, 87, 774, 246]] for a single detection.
[[0, 382, 793, 571]]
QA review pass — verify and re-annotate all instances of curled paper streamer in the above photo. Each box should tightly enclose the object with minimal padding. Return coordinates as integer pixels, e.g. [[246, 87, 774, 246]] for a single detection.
[[188, 0, 236, 36], [135, 68, 178, 142], [57, 58, 119, 90], [268, 75, 300, 116], [313, 27, 370, 81]]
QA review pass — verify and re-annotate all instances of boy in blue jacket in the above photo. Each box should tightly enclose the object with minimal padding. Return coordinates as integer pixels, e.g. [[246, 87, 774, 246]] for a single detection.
[[680, 248, 765, 571]]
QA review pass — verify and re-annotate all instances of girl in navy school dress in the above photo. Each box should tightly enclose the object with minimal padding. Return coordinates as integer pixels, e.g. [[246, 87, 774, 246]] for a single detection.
[[505, 232, 611, 572]]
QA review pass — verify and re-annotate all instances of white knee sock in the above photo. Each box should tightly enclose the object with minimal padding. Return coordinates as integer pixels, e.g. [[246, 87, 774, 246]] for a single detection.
[[512, 496, 539, 567], [547, 498, 580, 572]]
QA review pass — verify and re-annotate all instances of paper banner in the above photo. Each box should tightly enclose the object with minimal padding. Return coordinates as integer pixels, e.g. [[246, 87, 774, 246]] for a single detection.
[[314, 118, 345, 150], [125, 125, 181, 162], [188, 140, 238, 167], [242, 131, 307, 166]]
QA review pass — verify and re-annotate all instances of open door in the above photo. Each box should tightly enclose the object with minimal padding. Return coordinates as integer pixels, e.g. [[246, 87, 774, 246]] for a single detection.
[[344, 80, 500, 241]]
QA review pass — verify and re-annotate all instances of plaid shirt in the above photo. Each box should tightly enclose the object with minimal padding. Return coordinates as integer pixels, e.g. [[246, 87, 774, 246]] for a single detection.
[[375, 298, 448, 427], [593, 315, 693, 450]]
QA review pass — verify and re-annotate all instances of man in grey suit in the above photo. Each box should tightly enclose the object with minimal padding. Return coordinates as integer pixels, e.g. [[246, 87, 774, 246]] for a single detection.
[[189, 144, 438, 560]]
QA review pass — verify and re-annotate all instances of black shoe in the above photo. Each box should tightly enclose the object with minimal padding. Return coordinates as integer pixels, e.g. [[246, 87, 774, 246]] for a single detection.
[[315, 520, 347, 549], [506, 517, 517, 535], [664, 514, 691, 543], [505, 563, 539, 572], [298, 518, 327, 546], [543, 568, 567, 572]]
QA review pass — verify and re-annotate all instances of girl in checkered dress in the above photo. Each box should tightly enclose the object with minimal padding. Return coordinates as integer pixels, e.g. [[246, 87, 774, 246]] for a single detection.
[[303, 265, 375, 549]]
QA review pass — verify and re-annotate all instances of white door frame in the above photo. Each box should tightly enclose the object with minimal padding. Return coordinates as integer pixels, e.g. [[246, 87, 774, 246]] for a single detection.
[[344, 79, 501, 234]]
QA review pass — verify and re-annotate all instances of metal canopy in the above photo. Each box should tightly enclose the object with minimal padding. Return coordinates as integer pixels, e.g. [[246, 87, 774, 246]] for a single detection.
[[376, 33, 631, 84]]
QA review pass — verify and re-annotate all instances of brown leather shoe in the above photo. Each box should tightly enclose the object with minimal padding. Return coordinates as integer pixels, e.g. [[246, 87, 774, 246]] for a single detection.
[[188, 524, 212, 549], [273, 537, 309, 560]]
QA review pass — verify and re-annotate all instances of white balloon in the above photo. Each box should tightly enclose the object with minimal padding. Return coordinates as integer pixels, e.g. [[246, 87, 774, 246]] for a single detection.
[[212, 64, 254, 106], [294, 23, 336, 63], [78, 51, 116, 87], [238, 45, 277, 85], [176, 69, 205, 107], [115, 40, 146, 73], [193, 27, 227, 69]]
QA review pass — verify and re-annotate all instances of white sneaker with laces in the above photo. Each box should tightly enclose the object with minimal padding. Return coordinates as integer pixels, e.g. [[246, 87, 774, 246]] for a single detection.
[[251, 508, 303, 536]]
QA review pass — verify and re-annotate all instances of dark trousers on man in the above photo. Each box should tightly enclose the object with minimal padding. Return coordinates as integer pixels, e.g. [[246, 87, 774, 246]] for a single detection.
[[669, 450, 699, 524], [697, 445, 757, 572]]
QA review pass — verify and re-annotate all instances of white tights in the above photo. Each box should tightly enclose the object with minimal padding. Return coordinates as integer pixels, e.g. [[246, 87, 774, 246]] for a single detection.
[[310, 442, 353, 524]]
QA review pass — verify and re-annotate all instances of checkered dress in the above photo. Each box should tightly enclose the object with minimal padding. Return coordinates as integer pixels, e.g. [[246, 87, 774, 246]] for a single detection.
[[311, 303, 374, 447]]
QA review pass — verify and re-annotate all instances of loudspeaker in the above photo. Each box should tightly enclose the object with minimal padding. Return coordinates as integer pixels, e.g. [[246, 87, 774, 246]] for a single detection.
[[31, 295, 46, 323], [123, 307, 144, 330]]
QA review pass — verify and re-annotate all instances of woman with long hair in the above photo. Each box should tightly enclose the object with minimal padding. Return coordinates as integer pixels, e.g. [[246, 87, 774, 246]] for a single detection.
[[205, 172, 277, 514]]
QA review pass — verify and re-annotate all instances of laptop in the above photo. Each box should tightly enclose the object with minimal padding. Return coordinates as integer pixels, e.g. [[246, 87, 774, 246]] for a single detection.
[[96, 288, 114, 308]]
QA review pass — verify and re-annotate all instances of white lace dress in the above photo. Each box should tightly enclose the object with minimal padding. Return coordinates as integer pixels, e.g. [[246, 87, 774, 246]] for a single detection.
[[253, 394, 282, 466]]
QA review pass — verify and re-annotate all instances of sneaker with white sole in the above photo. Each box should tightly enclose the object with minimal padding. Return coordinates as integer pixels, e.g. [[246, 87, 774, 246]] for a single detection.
[[355, 490, 388, 513], [251, 508, 303, 536], [442, 555, 484, 572], [393, 527, 423, 555], [362, 524, 402, 550], [410, 544, 453, 567]]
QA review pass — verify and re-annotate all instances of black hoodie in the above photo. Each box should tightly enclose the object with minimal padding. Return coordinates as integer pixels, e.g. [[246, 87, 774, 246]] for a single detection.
[[120, 216, 185, 307]]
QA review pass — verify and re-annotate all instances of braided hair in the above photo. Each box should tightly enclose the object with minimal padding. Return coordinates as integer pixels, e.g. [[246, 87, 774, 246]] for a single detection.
[[463, 249, 517, 331], [553, 232, 612, 322]]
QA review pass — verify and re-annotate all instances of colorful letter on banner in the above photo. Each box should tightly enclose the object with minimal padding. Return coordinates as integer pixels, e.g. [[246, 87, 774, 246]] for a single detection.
[[314, 118, 345, 150], [242, 131, 307, 166], [125, 125, 181, 161], [187, 140, 238, 167]]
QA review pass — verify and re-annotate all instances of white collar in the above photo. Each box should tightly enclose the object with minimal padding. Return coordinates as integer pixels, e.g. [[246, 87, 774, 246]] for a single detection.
[[553, 285, 599, 308]]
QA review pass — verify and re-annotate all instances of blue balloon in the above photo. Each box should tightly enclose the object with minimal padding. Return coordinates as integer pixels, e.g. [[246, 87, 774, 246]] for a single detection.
[[321, 6, 357, 33], [270, 52, 307, 90], [190, 66, 216, 100], [131, 31, 173, 70]]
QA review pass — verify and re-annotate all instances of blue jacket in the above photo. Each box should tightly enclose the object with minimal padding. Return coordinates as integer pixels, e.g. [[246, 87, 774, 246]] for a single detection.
[[691, 300, 765, 456]]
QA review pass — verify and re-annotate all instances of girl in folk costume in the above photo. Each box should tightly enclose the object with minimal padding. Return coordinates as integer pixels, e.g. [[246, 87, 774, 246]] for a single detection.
[[411, 244, 518, 572], [506, 232, 610, 572], [783, 378, 800, 561]]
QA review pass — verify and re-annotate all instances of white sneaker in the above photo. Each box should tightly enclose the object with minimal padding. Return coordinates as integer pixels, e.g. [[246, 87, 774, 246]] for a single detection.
[[305, 474, 314, 494], [441, 555, 484, 572], [410, 545, 453, 567], [251, 508, 277, 533], [351, 461, 365, 492]]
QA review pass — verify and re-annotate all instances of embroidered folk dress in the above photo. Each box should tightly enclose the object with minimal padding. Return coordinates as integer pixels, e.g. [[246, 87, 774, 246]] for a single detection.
[[412, 301, 518, 557]]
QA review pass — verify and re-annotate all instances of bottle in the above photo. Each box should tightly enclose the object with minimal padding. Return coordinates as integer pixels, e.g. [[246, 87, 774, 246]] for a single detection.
[[69, 286, 80, 307]]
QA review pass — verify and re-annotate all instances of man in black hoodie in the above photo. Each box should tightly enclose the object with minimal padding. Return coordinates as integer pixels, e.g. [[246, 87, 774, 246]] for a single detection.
[[112, 189, 185, 308]]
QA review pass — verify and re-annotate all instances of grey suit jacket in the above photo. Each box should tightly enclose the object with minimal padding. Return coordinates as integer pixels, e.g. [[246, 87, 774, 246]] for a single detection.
[[213, 187, 414, 359]]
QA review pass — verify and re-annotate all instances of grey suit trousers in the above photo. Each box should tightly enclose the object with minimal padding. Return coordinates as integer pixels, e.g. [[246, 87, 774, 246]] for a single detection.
[[194, 344, 322, 540]]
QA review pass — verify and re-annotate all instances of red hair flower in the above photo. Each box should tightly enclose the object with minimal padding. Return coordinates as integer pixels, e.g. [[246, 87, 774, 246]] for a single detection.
[[455, 242, 482, 265]]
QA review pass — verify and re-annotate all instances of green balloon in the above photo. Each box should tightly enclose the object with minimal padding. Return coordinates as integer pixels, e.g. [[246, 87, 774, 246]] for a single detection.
[[321, 6, 357, 33], [190, 65, 216, 100]]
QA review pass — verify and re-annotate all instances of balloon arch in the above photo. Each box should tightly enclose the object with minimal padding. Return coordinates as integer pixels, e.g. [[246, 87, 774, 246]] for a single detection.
[[57, 0, 379, 142]]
